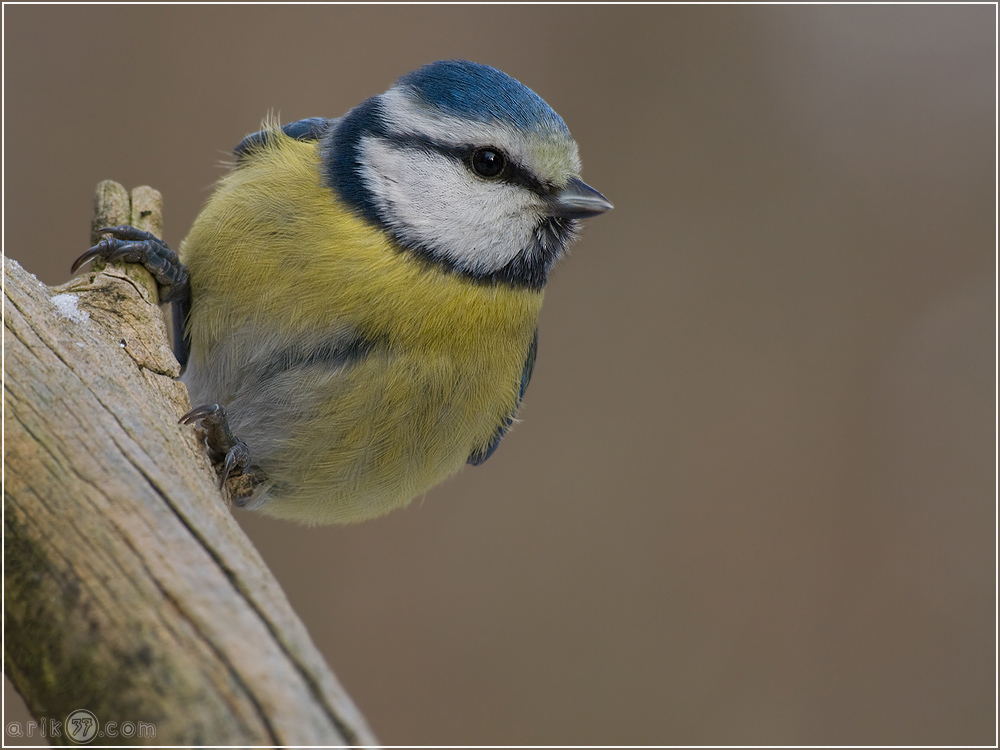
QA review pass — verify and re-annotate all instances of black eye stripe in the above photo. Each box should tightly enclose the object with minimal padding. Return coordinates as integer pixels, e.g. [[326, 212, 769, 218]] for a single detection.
[[379, 132, 552, 196]]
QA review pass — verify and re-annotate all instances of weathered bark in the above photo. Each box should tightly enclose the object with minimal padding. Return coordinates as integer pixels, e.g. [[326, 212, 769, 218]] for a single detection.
[[4, 184, 377, 746]]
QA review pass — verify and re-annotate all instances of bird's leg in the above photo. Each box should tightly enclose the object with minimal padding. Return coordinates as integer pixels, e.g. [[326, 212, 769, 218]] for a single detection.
[[75, 230, 259, 496], [179, 403, 255, 489]]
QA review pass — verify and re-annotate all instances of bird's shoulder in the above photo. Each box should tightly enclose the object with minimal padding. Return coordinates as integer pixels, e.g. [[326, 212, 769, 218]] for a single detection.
[[234, 117, 339, 164]]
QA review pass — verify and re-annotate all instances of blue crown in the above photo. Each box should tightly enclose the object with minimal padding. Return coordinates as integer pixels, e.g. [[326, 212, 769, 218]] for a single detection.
[[396, 60, 570, 136]]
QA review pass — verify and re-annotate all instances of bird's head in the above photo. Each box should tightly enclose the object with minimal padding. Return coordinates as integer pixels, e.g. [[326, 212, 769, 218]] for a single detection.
[[323, 60, 612, 289]]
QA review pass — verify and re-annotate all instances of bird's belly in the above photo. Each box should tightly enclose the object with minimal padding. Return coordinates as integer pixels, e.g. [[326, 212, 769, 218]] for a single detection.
[[188, 342, 521, 525]]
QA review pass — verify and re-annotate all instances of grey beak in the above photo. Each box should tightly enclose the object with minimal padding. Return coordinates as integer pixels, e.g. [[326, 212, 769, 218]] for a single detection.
[[550, 177, 614, 219]]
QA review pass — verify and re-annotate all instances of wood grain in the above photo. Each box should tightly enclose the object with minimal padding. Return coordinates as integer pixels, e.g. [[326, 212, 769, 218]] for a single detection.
[[4, 183, 376, 746]]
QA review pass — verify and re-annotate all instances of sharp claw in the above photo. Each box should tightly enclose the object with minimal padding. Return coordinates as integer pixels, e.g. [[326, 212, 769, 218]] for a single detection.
[[71, 237, 130, 273], [220, 453, 237, 487], [70, 248, 101, 273], [220, 441, 251, 487], [179, 403, 222, 425]]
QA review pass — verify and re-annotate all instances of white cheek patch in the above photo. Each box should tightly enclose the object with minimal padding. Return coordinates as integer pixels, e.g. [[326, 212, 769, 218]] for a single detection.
[[359, 135, 540, 275]]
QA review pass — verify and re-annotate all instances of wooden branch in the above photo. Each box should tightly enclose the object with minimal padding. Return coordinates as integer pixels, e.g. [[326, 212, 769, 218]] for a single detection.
[[3, 183, 377, 746]]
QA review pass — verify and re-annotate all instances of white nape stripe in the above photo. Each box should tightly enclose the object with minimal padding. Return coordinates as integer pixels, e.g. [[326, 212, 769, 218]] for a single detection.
[[377, 87, 581, 180], [379, 87, 524, 159]]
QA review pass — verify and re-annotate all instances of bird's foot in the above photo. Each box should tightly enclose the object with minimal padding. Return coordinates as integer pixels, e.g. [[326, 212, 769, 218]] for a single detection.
[[73, 225, 190, 304], [180, 403, 254, 489]]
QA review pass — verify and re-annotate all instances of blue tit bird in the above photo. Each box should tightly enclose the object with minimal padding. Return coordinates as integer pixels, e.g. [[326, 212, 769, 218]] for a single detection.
[[74, 60, 612, 525]]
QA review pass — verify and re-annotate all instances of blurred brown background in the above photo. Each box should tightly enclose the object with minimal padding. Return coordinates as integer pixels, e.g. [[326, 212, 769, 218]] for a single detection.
[[3, 4, 994, 746]]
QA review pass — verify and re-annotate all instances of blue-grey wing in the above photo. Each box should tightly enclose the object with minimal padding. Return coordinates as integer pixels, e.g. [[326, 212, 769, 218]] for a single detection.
[[234, 117, 339, 162], [468, 329, 538, 466]]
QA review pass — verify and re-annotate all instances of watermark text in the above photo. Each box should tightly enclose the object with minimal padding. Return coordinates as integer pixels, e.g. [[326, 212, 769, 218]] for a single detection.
[[5, 709, 155, 744]]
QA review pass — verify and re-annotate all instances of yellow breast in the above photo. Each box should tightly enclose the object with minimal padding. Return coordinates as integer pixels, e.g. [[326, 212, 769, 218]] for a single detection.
[[179, 131, 543, 523]]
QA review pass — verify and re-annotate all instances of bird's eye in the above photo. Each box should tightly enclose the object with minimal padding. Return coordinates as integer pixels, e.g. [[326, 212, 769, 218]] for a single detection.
[[469, 147, 507, 179]]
